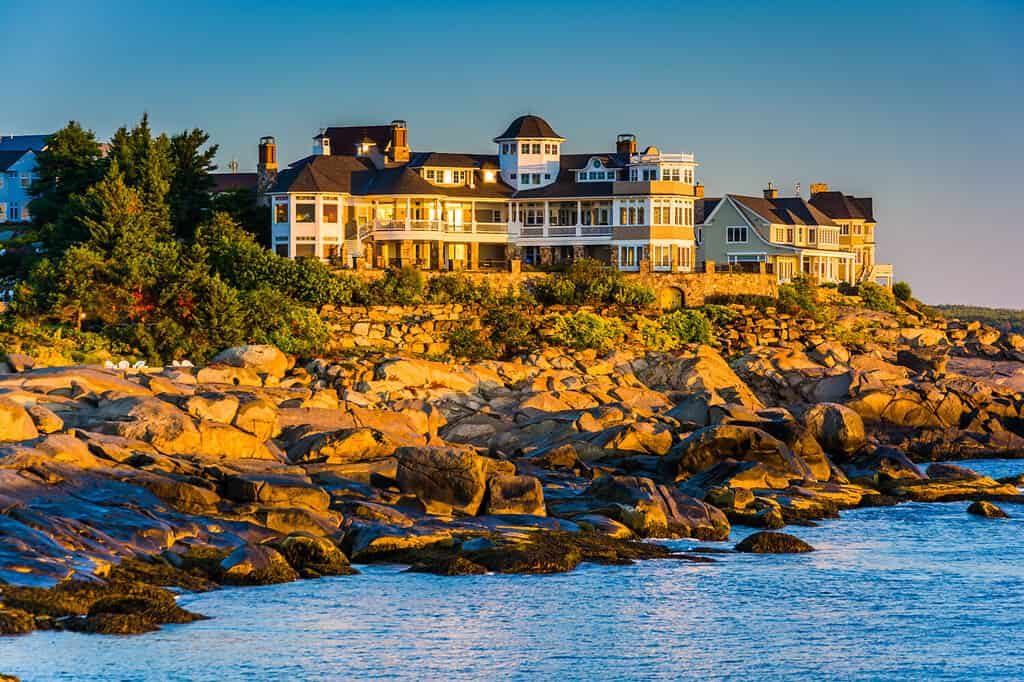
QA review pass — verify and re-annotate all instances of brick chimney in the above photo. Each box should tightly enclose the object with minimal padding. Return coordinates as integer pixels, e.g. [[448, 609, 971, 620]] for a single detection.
[[763, 182, 778, 199], [694, 182, 705, 198], [390, 119, 410, 163], [810, 182, 829, 196], [257, 136, 278, 195]]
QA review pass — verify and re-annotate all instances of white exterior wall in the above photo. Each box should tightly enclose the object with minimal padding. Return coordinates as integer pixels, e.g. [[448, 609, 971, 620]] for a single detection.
[[497, 138, 560, 190]]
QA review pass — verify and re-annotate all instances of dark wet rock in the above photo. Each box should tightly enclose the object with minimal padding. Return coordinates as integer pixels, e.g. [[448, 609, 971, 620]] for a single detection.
[[395, 445, 488, 515], [997, 473, 1024, 486], [1, 577, 206, 635], [393, 532, 680, 576], [926, 463, 982, 480], [407, 555, 488, 575], [734, 531, 815, 553], [484, 475, 546, 516], [967, 500, 1008, 518], [0, 607, 35, 635], [273, 533, 357, 578], [218, 544, 299, 585], [803, 402, 865, 459]]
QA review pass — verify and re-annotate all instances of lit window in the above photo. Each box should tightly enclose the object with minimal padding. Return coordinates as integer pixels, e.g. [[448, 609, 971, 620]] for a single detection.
[[295, 203, 316, 223], [274, 203, 289, 223], [323, 203, 339, 223]]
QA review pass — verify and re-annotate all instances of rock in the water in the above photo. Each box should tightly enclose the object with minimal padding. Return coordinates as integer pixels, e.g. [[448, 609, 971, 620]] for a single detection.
[[219, 544, 299, 585], [803, 403, 865, 459], [484, 474, 546, 516], [734, 531, 815, 553], [395, 445, 489, 515], [585, 475, 730, 540], [273, 533, 357, 577], [212, 345, 289, 379], [842, 446, 926, 484], [967, 500, 1008, 518]]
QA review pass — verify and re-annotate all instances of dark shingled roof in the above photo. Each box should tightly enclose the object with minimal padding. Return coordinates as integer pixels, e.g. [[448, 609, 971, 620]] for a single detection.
[[270, 156, 376, 194], [494, 115, 562, 141], [210, 172, 258, 193], [409, 152, 500, 170], [0, 150, 29, 172], [320, 125, 396, 156], [809, 190, 875, 222], [271, 155, 513, 199], [730, 195, 837, 227]]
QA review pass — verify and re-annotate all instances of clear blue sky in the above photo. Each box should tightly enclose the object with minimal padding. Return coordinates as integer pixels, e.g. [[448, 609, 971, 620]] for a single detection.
[[4, 0, 1022, 307]]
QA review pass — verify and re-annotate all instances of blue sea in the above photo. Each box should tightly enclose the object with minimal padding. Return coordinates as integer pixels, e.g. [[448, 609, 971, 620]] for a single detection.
[[3, 459, 1023, 681]]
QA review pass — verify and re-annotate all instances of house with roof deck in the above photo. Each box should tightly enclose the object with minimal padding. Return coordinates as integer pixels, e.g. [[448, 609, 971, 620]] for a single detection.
[[265, 115, 701, 271], [0, 134, 50, 224], [697, 183, 862, 284]]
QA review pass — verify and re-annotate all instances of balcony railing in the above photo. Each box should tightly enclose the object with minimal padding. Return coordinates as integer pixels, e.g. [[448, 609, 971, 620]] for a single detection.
[[475, 222, 508, 234]]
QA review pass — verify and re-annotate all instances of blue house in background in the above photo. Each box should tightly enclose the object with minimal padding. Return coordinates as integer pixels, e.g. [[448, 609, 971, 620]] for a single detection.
[[0, 134, 50, 224]]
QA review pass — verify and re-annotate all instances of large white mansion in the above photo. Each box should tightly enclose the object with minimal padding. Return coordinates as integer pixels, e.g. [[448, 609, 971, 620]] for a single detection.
[[263, 115, 701, 273]]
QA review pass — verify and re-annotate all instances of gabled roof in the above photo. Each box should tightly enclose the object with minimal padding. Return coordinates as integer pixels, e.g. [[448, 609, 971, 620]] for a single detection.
[[320, 125, 396, 156], [0, 134, 49, 153], [210, 172, 258, 193], [0, 150, 30, 172], [729, 194, 837, 227], [560, 153, 629, 170], [809, 190, 874, 222], [494, 115, 563, 141], [697, 197, 721, 224]]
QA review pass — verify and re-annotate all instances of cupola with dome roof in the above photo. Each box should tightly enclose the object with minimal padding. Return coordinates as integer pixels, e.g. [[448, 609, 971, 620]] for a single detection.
[[494, 114, 564, 190]]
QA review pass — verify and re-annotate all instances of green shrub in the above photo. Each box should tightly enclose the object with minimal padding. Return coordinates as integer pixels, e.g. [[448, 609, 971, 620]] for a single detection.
[[658, 310, 713, 345], [892, 281, 912, 302], [426, 273, 496, 305], [703, 293, 778, 313], [855, 281, 899, 313], [700, 304, 739, 327], [241, 287, 329, 356], [365, 266, 424, 305], [483, 297, 540, 357], [445, 324, 495, 360], [533, 258, 653, 307], [546, 311, 624, 351], [777, 276, 818, 316]]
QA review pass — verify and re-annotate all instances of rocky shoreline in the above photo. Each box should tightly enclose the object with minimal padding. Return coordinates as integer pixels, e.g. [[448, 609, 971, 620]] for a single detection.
[[1, 306, 1023, 639]]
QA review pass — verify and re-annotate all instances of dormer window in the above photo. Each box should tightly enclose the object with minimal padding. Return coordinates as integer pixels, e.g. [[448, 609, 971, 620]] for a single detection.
[[592, 159, 601, 169]]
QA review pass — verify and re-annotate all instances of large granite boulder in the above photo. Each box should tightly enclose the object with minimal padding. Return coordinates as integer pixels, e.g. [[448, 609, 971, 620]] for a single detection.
[[287, 427, 396, 465], [660, 425, 813, 483], [212, 345, 290, 379], [92, 396, 201, 455], [735, 531, 814, 553], [395, 446, 489, 515], [841, 446, 926, 484], [484, 475, 546, 516], [584, 475, 730, 540], [0, 397, 39, 442], [804, 402, 866, 459], [219, 544, 298, 585], [223, 472, 331, 511]]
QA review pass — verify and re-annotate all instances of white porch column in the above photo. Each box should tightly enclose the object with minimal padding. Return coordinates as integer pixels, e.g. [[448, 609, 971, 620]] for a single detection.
[[406, 197, 411, 229], [543, 200, 550, 237], [471, 200, 477, 233]]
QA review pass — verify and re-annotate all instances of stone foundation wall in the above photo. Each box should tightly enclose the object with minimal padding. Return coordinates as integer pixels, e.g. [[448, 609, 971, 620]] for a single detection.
[[320, 304, 479, 355]]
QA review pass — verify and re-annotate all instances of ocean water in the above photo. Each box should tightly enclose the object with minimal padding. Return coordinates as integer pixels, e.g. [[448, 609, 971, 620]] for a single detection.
[[3, 459, 1023, 682]]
